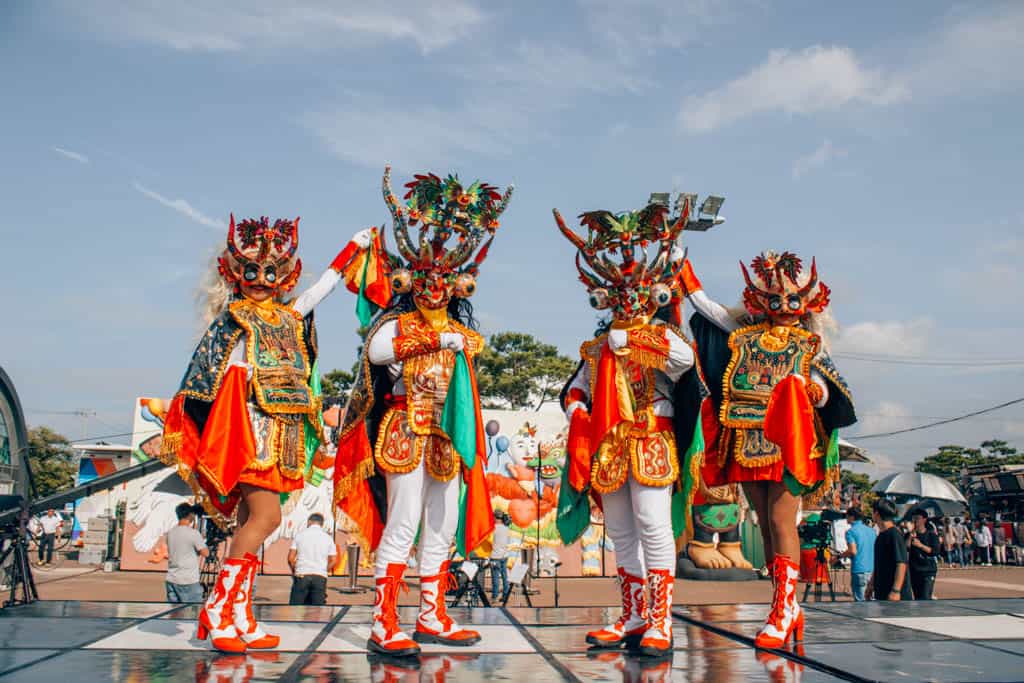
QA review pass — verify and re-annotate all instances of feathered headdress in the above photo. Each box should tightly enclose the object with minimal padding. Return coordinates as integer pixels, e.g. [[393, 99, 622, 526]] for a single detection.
[[382, 166, 513, 297], [740, 250, 830, 318], [218, 214, 302, 292], [553, 200, 691, 322]]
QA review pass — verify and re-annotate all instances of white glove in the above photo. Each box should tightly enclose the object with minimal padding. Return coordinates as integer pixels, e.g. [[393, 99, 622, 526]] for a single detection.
[[565, 401, 588, 421], [351, 228, 372, 249], [608, 328, 628, 352], [440, 333, 465, 352], [231, 362, 254, 381]]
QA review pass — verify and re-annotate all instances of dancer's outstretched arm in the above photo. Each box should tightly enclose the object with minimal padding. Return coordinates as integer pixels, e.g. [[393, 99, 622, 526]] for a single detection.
[[679, 259, 739, 333], [291, 228, 373, 317]]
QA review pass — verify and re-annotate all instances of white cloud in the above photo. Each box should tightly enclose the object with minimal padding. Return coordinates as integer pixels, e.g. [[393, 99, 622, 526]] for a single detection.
[[52, 146, 89, 164], [580, 0, 753, 57], [302, 103, 518, 172], [679, 46, 908, 133], [132, 182, 223, 230], [62, 0, 486, 54], [903, 4, 1024, 98], [857, 401, 915, 439], [792, 139, 847, 179], [834, 318, 933, 356]]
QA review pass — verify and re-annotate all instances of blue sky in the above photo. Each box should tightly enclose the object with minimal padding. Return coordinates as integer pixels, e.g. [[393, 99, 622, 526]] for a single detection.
[[3, 1, 1023, 472]]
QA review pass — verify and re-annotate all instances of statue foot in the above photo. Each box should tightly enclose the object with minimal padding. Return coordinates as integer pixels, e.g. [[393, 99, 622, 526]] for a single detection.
[[718, 542, 753, 570], [687, 543, 732, 570]]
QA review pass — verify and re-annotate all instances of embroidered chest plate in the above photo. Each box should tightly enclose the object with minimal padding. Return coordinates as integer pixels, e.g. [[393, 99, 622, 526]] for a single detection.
[[398, 312, 483, 437], [580, 334, 657, 413], [720, 323, 819, 428], [230, 300, 312, 415]]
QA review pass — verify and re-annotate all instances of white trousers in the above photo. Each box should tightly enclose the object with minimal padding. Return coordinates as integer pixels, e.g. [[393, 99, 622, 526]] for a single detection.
[[373, 463, 460, 578], [602, 477, 675, 577]]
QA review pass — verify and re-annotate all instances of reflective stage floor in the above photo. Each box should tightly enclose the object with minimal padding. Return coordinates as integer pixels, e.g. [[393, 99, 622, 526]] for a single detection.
[[1, 599, 1023, 682]]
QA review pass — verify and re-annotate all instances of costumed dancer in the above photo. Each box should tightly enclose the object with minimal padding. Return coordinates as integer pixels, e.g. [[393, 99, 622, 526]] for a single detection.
[[161, 214, 369, 652], [333, 168, 509, 657], [681, 251, 855, 648], [554, 201, 707, 657]]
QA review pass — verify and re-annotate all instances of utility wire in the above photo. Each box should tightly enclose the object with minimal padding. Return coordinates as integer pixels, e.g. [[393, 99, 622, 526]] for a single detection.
[[834, 353, 1024, 367], [850, 396, 1024, 440]]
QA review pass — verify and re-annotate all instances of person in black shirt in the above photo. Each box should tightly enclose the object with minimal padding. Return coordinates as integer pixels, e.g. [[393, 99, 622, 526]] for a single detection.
[[907, 508, 941, 600], [867, 499, 912, 601]]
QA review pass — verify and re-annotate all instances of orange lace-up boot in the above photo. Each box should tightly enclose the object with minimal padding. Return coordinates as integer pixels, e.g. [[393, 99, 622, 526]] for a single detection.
[[586, 567, 647, 649], [233, 552, 280, 649], [197, 556, 248, 653], [368, 562, 420, 657], [639, 568, 674, 657], [755, 555, 804, 649], [414, 561, 481, 646]]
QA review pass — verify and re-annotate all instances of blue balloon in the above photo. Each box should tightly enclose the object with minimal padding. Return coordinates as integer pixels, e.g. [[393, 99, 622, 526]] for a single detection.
[[495, 435, 510, 453]]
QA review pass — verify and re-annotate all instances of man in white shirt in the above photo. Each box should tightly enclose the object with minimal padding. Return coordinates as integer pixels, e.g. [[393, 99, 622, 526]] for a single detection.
[[973, 520, 993, 566], [288, 514, 337, 605], [37, 509, 63, 566], [166, 503, 210, 603], [489, 511, 511, 602]]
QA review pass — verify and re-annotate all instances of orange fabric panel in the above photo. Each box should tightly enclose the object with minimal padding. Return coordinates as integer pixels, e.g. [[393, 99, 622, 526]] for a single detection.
[[566, 408, 592, 492], [195, 365, 257, 497], [764, 375, 820, 487]]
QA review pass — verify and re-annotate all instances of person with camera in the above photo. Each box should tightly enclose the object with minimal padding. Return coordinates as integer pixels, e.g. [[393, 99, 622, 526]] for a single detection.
[[165, 503, 210, 603], [840, 507, 875, 601], [287, 513, 336, 606], [866, 499, 912, 601], [907, 508, 940, 600]]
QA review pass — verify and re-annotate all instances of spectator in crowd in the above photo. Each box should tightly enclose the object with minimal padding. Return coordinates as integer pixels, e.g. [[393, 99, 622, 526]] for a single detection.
[[165, 503, 210, 603], [954, 518, 970, 565], [36, 509, 63, 567], [840, 507, 875, 601], [972, 520, 992, 566], [288, 513, 337, 606], [867, 499, 912, 601], [907, 508, 940, 600], [941, 517, 959, 567], [993, 523, 1007, 565], [489, 511, 511, 602]]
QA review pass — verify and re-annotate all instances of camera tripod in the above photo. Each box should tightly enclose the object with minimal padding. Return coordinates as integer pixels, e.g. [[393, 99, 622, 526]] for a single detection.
[[0, 517, 39, 607], [802, 543, 836, 602]]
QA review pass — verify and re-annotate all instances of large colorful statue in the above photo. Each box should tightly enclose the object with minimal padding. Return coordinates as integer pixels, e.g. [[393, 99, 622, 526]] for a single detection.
[[333, 168, 509, 657], [684, 482, 754, 574], [554, 201, 707, 657], [682, 251, 855, 648], [161, 214, 363, 652]]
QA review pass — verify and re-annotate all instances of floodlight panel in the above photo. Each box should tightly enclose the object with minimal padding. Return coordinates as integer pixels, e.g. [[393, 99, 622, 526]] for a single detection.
[[699, 195, 725, 216], [649, 192, 670, 207]]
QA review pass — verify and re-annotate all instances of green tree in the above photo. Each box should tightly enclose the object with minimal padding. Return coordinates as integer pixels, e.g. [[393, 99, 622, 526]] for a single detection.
[[27, 426, 77, 496], [322, 365, 358, 398], [840, 469, 874, 497], [476, 332, 576, 410], [915, 441, 1024, 485]]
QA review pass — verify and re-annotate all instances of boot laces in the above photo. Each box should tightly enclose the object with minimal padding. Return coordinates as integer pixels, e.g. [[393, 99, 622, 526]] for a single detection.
[[649, 575, 668, 625], [378, 576, 409, 636], [767, 561, 789, 626]]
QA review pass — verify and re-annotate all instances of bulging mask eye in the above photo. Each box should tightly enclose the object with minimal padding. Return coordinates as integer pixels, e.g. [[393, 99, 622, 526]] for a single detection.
[[589, 288, 609, 310], [263, 266, 277, 283], [787, 295, 802, 311], [243, 264, 259, 282], [768, 296, 783, 311], [391, 269, 412, 294], [454, 273, 476, 298], [651, 283, 672, 308]]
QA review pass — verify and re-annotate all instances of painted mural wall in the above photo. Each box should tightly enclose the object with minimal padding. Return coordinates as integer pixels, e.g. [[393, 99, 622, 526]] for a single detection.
[[114, 399, 615, 576]]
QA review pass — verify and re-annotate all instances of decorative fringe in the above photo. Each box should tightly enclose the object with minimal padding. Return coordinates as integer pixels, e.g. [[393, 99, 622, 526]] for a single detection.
[[333, 455, 374, 504]]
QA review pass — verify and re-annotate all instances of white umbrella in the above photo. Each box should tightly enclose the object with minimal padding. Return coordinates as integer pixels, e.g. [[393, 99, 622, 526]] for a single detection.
[[871, 472, 967, 503]]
